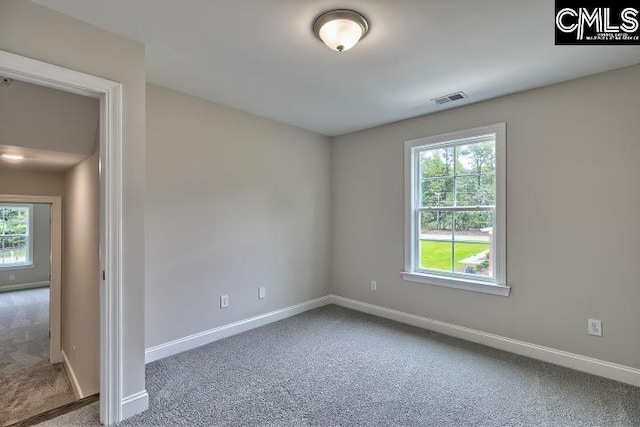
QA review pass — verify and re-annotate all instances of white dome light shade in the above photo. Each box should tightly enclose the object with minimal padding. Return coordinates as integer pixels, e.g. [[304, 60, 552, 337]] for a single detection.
[[319, 19, 362, 52], [313, 10, 369, 52]]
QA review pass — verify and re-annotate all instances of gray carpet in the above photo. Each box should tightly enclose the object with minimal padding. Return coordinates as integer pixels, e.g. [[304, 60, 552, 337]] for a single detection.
[[0, 288, 76, 426], [41, 305, 640, 426]]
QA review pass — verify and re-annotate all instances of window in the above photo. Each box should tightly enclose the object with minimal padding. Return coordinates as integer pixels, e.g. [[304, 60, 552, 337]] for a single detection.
[[0, 204, 34, 268], [402, 124, 508, 296]]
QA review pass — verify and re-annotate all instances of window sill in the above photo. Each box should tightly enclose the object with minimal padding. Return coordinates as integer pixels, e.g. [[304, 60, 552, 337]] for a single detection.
[[0, 263, 34, 271], [401, 271, 510, 296]]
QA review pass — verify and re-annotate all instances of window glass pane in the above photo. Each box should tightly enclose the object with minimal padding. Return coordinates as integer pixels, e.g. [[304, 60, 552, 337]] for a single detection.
[[0, 236, 27, 265], [3, 207, 29, 235], [0, 208, 6, 236], [454, 141, 495, 207], [455, 174, 495, 206], [0, 206, 30, 266], [420, 147, 454, 178], [419, 211, 453, 272], [455, 141, 495, 177], [453, 211, 493, 277], [421, 177, 454, 207]]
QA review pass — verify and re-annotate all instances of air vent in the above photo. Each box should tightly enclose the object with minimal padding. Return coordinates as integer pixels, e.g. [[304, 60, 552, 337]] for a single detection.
[[432, 91, 467, 105]]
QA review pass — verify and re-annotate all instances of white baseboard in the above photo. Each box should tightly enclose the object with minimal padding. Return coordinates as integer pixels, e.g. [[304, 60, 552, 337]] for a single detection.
[[145, 295, 333, 364], [143, 292, 640, 387], [61, 349, 84, 399], [0, 281, 50, 293], [122, 390, 149, 419], [330, 294, 640, 387]]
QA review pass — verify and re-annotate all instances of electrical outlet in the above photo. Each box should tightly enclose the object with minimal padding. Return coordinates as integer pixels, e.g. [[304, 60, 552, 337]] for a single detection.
[[371, 280, 377, 291], [258, 287, 266, 299], [588, 319, 602, 337], [220, 295, 229, 309]]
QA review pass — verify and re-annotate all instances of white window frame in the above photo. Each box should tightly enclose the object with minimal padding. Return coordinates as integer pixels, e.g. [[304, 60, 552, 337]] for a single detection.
[[402, 123, 509, 296], [0, 203, 34, 269]]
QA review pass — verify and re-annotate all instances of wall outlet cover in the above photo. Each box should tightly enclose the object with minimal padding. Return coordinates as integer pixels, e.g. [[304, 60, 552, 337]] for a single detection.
[[258, 287, 266, 299], [220, 295, 229, 309], [588, 319, 602, 337]]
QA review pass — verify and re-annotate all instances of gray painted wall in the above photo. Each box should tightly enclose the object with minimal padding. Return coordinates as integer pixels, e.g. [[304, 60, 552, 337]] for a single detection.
[[145, 84, 331, 348], [331, 64, 640, 369], [62, 153, 100, 396], [0, 204, 50, 288], [0, 0, 147, 397]]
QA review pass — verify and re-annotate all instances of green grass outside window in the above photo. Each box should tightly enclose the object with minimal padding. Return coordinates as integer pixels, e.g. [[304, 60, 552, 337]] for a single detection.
[[419, 240, 489, 272]]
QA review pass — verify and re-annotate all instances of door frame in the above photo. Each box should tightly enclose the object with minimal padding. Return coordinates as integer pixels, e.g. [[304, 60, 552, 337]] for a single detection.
[[0, 196, 62, 363], [0, 50, 124, 425]]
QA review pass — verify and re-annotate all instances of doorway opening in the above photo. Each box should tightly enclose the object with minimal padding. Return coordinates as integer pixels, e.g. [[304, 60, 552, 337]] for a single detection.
[[0, 78, 101, 425], [0, 200, 67, 425], [0, 50, 126, 425]]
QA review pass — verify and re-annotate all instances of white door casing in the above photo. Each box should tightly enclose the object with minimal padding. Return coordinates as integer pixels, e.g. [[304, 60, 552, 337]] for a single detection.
[[0, 50, 125, 425]]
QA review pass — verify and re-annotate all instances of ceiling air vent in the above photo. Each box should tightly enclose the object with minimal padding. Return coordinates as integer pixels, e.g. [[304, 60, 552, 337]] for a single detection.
[[432, 91, 467, 105]]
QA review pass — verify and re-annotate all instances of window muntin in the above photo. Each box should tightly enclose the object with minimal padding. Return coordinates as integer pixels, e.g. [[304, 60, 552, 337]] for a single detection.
[[0, 204, 33, 268], [404, 124, 506, 293]]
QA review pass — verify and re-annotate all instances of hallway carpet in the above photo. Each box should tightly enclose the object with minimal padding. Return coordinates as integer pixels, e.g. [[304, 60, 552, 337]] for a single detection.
[[0, 288, 76, 426], [41, 305, 640, 426]]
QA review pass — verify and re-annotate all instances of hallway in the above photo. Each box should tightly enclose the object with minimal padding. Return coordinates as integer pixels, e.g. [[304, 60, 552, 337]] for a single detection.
[[0, 288, 75, 426]]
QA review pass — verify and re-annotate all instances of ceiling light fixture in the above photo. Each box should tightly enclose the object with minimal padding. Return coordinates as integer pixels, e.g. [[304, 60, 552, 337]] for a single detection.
[[313, 9, 369, 52], [1, 153, 24, 161]]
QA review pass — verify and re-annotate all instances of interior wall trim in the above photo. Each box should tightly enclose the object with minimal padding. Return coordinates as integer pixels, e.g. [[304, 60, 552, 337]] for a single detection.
[[144, 295, 333, 364], [61, 349, 85, 399], [144, 293, 639, 388], [0, 281, 50, 293], [121, 390, 149, 420], [330, 295, 640, 387]]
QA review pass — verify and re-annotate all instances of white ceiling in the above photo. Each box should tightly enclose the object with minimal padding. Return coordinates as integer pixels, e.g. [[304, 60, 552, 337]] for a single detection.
[[0, 79, 98, 172], [34, 0, 640, 136]]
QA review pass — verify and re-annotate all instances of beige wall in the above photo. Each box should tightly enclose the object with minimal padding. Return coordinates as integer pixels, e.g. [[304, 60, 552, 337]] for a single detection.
[[0, 169, 63, 291], [0, 0, 147, 396], [62, 153, 100, 396], [331, 65, 640, 369], [0, 168, 65, 197], [145, 84, 331, 347]]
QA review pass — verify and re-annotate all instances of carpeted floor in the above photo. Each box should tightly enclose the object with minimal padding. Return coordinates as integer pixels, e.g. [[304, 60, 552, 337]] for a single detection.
[[0, 288, 76, 426], [40, 305, 640, 426]]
